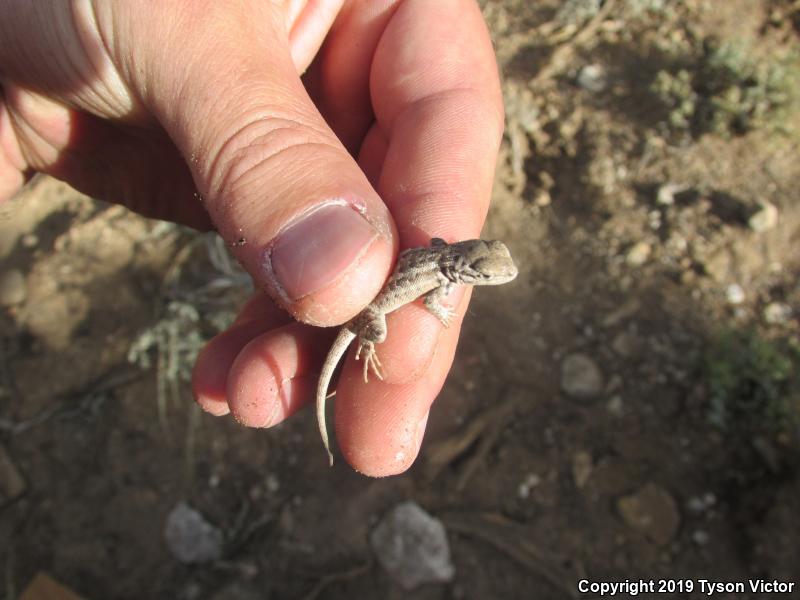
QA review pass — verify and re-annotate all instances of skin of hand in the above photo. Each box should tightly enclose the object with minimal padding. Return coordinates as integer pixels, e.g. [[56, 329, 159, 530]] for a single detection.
[[0, 0, 503, 476]]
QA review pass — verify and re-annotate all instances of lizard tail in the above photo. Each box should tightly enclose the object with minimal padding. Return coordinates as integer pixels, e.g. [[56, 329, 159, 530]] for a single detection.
[[317, 328, 356, 466]]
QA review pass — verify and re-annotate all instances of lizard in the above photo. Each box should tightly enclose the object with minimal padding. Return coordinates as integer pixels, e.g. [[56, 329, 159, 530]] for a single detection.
[[316, 237, 519, 465]]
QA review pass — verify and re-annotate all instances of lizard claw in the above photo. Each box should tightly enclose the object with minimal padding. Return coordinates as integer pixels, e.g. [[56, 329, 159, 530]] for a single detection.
[[356, 341, 383, 382], [440, 307, 457, 327]]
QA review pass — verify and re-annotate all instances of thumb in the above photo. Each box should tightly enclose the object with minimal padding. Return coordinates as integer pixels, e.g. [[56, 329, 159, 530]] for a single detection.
[[121, 2, 396, 325]]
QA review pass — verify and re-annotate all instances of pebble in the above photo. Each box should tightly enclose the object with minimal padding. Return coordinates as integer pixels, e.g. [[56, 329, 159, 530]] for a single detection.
[[686, 496, 707, 514], [617, 483, 681, 546], [607, 395, 624, 416], [577, 64, 608, 92], [655, 183, 685, 206], [692, 530, 710, 545], [517, 473, 542, 499], [625, 242, 651, 267], [561, 353, 604, 399], [748, 201, 778, 233], [164, 502, 223, 564], [725, 284, 745, 305], [370, 501, 454, 590], [764, 302, 792, 325], [0, 269, 26, 306], [611, 331, 643, 358]]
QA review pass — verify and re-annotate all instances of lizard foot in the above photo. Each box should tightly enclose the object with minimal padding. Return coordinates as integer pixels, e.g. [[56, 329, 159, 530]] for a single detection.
[[355, 340, 383, 382], [439, 306, 457, 327]]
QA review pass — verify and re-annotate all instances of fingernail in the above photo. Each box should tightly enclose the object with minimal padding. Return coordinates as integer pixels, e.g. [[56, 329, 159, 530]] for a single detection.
[[266, 203, 378, 301]]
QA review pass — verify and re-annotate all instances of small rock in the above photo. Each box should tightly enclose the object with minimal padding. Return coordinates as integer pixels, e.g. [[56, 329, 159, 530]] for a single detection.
[[692, 530, 710, 545], [617, 483, 680, 546], [667, 234, 689, 256], [686, 496, 707, 514], [655, 183, 686, 206], [21, 233, 39, 248], [611, 331, 643, 358], [725, 284, 745, 305], [534, 188, 552, 207], [577, 64, 608, 92], [561, 353, 604, 399], [517, 473, 541, 499], [0, 443, 26, 502], [607, 395, 624, 416], [370, 501, 454, 590], [164, 502, 223, 564], [572, 451, 593, 489], [764, 302, 792, 325], [626, 242, 651, 267], [0, 269, 26, 306], [748, 201, 778, 233]]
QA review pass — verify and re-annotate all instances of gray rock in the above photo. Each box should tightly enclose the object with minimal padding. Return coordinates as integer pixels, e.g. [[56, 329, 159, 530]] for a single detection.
[[606, 395, 624, 416], [748, 201, 778, 233], [561, 353, 604, 399], [370, 501, 454, 590], [577, 64, 608, 92], [0, 269, 26, 306], [164, 502, 223, 564], [764, 302, 792, 325], [686, 496, 707, 514], [692, 530, 710, 546], [517, 473, 542, 499], [725, 283, 745, 305], [617, 483, 680, 546]]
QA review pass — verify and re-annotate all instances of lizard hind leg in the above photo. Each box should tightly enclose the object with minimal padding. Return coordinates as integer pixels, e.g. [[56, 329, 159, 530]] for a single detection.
[[355, 340, 383, 382]]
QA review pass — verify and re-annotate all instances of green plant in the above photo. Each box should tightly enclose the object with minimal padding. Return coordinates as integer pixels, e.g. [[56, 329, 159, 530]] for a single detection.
[[127, 233, 247, 431], [704, 328, 800, 437], [651, 41, 800, 137]]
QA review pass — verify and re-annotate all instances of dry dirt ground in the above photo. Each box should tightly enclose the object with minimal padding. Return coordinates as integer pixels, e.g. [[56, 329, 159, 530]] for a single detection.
[[1, 1, 799, 599]]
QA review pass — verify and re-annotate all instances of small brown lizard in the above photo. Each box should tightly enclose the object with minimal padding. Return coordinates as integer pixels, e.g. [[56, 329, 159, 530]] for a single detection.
[[316, 238, 518, 465]]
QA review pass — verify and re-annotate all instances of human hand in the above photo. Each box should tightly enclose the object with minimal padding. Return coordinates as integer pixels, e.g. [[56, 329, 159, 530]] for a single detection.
[[0, 0, 503, 475]]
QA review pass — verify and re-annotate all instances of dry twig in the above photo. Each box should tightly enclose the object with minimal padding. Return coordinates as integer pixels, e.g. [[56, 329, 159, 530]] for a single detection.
[[443, 512, 579, 599]]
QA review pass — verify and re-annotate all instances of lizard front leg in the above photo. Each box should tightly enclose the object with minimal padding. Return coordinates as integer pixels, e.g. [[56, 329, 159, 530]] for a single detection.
[[352, 310, 387, 382], [423, 274, 456, 326]]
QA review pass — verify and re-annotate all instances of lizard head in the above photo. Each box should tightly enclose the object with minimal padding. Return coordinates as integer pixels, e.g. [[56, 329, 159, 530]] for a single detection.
[[446, 239, 518, 285]]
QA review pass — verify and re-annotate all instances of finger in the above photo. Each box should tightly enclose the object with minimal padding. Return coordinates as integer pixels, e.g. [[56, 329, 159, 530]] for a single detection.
[[101, 2, 397, 325], [372, 0, 503, 243], [304, 0, 399, 154], [225, 323, 336, 427], [334, 0, 503, 473], [192, 294, 292, 416], [336, 290, 472, 475], [287, 0, 346, 72], [0, 89, 28, 202]]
